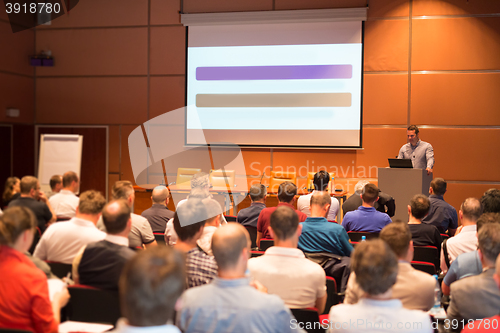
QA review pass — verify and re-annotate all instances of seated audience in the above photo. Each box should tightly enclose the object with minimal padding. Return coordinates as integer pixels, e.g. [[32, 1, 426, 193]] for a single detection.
[[345, 222, 435, 311], [237, 184, 267, 228], [447, 223, 500, 328], [34, 190, 106, 264], [197, 198, 222, 256], [97, 180, 156, 249], [46, 175, 62, 199], [342, 183, 392, 232], [257, 181, 307, 245], [173, 198, 217, 288], [407, 194, 442, 253], [114, 246, 184, 333], [441, 197, 482, 273], [2, 176, 20, 207], [298, 191, 353, 257], [328, 239, 432, 333], [49, 171, 80, 218], [481, 188, 500, 213], [72, 200, 135, 291], [422, 178, 458, 235], [297, 170, 340, 220], [0, 207, 69, 333], [248, 206, 327, 313], [140, 185, 174, 233], [8, 176, 56, 232], [177, 223, 300, 333], [342, 180, 395, 217], [442, 213, 500, 296]]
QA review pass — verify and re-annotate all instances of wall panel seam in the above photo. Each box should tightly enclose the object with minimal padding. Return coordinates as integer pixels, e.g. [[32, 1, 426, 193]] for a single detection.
[[0, 70, 33, 78], [36, 24, 183, 31], [35, 74, 185, 78]]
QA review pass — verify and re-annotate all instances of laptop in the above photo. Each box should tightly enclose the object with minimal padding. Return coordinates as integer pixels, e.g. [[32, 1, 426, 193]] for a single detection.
[[388, 158, 413, 168]]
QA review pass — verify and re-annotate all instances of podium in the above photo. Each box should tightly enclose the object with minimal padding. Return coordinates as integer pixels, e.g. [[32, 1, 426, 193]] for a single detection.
[[378, 168, 433, 222]]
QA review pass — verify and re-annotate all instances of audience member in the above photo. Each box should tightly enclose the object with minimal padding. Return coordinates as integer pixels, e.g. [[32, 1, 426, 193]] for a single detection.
[[345, 222, 435, 311], [177, 223, 300, 333], [481, 188, 500, 213], [328, 239, 432, 333], [176, 172, 211, 208], [422, 178, 458, 235], [297, 170, 340, 221], [49, 171, 80, 218], [141, 185, 174, 233], [342, 180, 395, 217], [2, 176, 20, 207], [72, 200, 135, 291], [342, 183, 392, 233], [34, 190, 106, 264], [8, 176, 56, 232], [0, 206, 69, 333], [257, 181, 307, 245], [97, 180, 156, 249], [237, 184, 267, 228], [298, 191, 353, 257], [197, 198, 222, 256], [113, 246, 184, 333], [441, 197, 482, 273], [407, 194, 442, 253], [248, 206, 327, 313], [442, 213, 500, 296], [46, 175, 62, 199], [173, 199, 217, 288], [447, 223, 500, 328]]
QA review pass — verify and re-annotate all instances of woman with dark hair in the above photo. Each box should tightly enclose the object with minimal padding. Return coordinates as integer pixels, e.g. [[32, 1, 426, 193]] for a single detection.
[[0, 206, 69, 333], [2, 176, 20, 207]]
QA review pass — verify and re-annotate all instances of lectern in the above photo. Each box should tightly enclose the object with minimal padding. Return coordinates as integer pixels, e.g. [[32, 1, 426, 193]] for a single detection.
[[378, 168, 433, 222]]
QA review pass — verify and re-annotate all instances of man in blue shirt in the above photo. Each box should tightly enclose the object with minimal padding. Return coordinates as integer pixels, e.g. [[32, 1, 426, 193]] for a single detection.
[[342, 183, 392, 233], [422, 178, 458, 235], [237, 184, 266, 228], [298, 191, 353, 256]]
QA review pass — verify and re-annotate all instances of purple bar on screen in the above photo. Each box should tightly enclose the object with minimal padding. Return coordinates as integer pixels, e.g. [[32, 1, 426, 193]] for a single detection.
[[196, 65, 352, 80]]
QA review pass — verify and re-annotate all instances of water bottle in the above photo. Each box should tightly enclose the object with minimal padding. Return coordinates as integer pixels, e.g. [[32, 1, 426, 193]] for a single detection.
[[361, 235, 366, 242], [430, 274, 441, 315]]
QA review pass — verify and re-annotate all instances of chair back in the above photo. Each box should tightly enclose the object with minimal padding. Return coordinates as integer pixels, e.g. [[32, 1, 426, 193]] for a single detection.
[[259, 239, 274, 251], [347, 231, 379, 242], [46, 261, 73, 279], [245, 226, 258, 248], [323, 276, 339, 315], [66, 285, 121, 325], [0, 329, 33, 333], [440, 233, 450, 240], [153, 233, 166, 245], [250, 250, 265, 258], [224, 215, 237, 222], [413, 246, 439, 271], [176, 168, 202, 188], [290, 308, 325, 333], [56, 216, 72, 222], [209, 169, 235, 188], [269, 171, 297, 193], [411, 261, 437, 275]]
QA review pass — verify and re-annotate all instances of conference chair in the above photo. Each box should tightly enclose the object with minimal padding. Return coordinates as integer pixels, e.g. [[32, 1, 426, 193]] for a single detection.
[[224, 215, 237, 222], [347, 231, 379, 242], [290, 308, 325, 333], [323, 276, 339, 315], [413, 246, 439, 271], [250, 250, 265, 258], [153, 232, 166, 246], [176, 168, 202, 188], [56, 216, 72, 222], [46, 261, 72, 279], [244, 226, 258, 248], [259, 239, 274, 251], [411, 261, 437, 275], [0, 329, 33, 333], [209, 169, 235, 188], [269, 171, 297, 193], [65, 285, 121, 325], [28, 227, 42, 254]]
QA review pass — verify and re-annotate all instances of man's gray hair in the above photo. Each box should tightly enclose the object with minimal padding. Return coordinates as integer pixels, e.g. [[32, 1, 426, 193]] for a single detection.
[[354, 180, 370, 194]]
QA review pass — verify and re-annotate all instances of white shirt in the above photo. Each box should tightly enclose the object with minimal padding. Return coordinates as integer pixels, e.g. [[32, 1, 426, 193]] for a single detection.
[[48, 189, 79, 218], [97, 213, 155, 248], [33, 217, 106, 264], [297, 191, 340, 221], [111, 318, 180, 333], [165, 218, 177, 245], [248, 246, 326, 309], [441, 224, 477, 273], [197, 226, 218, 256], [328, 298, 433, 333]]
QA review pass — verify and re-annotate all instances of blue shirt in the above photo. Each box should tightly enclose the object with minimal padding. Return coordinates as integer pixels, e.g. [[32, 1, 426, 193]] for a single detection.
[[237, 202, 266, 228], [443, 250, 482, 287], [421, 195, 458, 233], [398, 139, 434, 169], [342, 206, 392, 233], [298, 217, 353, 256], [177, 277, 304, 333]]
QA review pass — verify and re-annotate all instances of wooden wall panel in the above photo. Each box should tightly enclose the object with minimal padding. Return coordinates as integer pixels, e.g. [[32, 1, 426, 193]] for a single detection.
[[0, 126, 12, 192], [424, 128, 500, 182], [363, 74, 408, 125], [183, 0, 272, 13], [413, 0, 500, 16], [275, 0, 366, 10], [411, 73, 500, 126], [412, 17, 500, 71], [0, 22, 34, 76], [150, 26, 186, 75], [364, 19, 409, 72], [108, 174, 120, 199], [12, 124, 35, 178], [240, 150, 272, 176], [445, 183, 497, 217], [108, 125, 120, 173], [121, 125, 138, 185], [37, 0, 148, 28], [36, 77, 148, 124], [149, 76, 185, 119], [151, 0, 181, 25], [0, 73, 34, 124], [368, 0, 409, 18]]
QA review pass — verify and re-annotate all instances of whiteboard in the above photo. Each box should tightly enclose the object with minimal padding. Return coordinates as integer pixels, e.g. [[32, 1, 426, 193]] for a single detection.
[[37, 134, 83, 193]]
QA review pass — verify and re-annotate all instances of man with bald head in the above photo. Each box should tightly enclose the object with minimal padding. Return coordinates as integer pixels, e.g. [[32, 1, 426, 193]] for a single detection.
[[177, 223, 301, 333], [298, 191, 353, 256], [141, 186, 174, 233], [72, 200, 135, 291]]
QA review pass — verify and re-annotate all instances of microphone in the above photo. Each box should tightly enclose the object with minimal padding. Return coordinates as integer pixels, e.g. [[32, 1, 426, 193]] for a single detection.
[[168, 181, 176, 186], [260, 171, 265, 184]]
